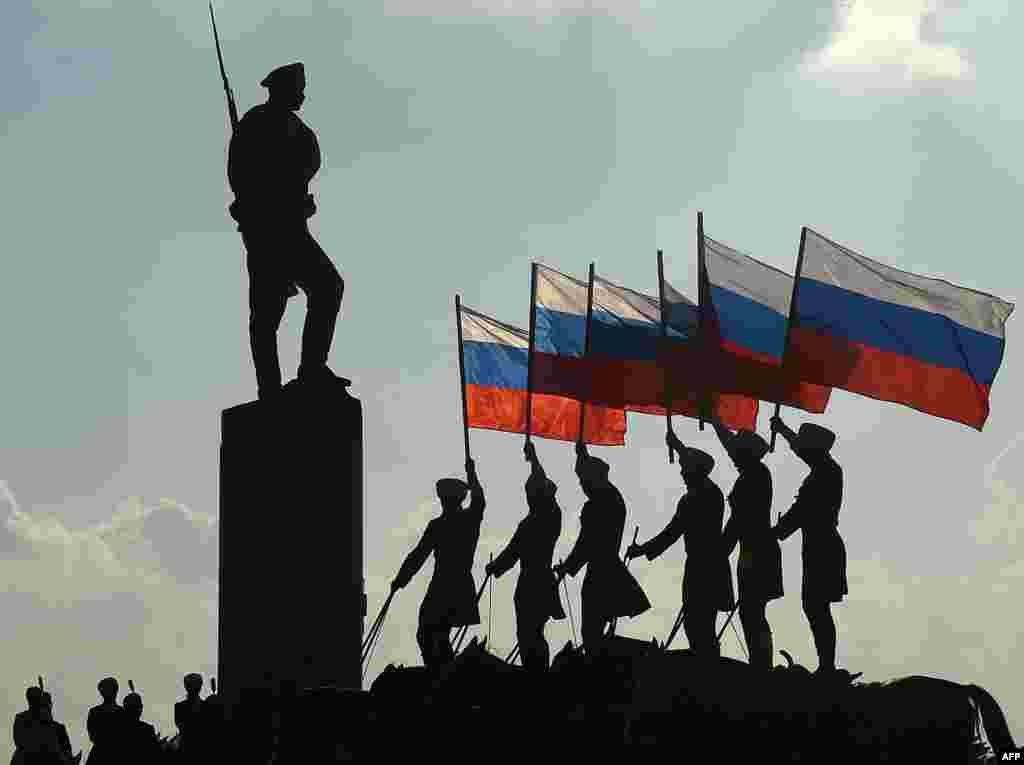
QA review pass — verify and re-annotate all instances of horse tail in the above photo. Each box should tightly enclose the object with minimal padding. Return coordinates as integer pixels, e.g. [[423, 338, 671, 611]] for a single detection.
[[967, 684, 1016, 756], [779, 650, 795, 668]]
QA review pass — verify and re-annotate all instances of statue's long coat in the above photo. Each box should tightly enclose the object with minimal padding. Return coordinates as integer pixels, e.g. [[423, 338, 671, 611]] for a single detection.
[[723, 462, 784, 603], [776, 454, 847, 603], [490, 499, 566, 623], [643, 476, 734, 611], [563, 483, 650, 621], [395, 492, 486, 628]]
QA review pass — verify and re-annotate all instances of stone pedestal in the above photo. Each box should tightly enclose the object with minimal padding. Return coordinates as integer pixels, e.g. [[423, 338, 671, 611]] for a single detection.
[[218, 380, 365, 716]]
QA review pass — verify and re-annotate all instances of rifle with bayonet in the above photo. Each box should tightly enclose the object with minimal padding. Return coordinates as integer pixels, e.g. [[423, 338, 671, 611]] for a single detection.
[[209, 3, 238, 132]]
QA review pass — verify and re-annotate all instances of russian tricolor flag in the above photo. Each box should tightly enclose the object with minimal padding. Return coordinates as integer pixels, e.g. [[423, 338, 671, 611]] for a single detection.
[[530, 263, 593, 406], [787, 228, 1014, 430], [700, 235, 833, 414], [587, 271, 760, 430], [703, 235, 791, 364], [461, 303, 626, 445], [656, 276, 760, 430], [529, 264, 630, 442], [586, 271, 679, 412]]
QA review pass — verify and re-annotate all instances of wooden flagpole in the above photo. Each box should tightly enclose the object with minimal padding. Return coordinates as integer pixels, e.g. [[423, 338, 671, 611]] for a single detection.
[[770, 226, 808, 452], [657, 249, 674, 463], [577, 263, 596, 442], [455, 295, 472, 463], [526, 264, 539, 443], [697, 212, 707, 431]]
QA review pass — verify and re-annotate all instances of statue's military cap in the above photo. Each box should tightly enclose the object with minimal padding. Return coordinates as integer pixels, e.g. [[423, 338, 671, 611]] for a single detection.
[[732, 430, 770, 461], [797, 423, 835, 453], [260, 62, 304, 89], [525, 472, 557, 499], [575, 455, 610, 480], [26, 686, 43, 706], [97, 677, 118, 695], [436, 478, 469, 502]]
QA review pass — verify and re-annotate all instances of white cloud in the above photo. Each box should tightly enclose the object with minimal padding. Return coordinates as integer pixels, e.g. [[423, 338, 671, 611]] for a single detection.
[[0, 483, 217, 763], [801, 0, 972, 89]]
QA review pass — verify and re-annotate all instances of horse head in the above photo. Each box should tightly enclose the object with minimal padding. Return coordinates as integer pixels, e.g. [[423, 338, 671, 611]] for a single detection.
[[369, 662, 434, 708]]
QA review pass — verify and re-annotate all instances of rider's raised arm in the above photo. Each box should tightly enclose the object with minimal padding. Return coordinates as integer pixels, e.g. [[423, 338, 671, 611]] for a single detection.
[[466, 459, 486, 518], [392, 522, 436, 590]]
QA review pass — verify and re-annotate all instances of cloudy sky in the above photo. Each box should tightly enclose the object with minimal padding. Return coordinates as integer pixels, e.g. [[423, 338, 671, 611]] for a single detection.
[[3, 0, 1022, 756]]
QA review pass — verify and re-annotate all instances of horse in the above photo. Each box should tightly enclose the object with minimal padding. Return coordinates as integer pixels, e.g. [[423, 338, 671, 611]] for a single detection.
[[623, 646, 1016, 760]]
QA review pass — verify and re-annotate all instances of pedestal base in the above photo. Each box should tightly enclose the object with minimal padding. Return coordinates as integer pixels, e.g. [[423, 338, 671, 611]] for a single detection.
[[218, 379, 365, 716]]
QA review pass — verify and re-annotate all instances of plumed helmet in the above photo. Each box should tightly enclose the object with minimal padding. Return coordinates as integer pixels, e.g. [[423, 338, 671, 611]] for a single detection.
[[123, 692, 142, 711], [797, 423, 836, 453], [436, 478, 469, 502], [732, 430, 770, 461], [683, 448, 715, 476], [260, 62, 304, 90], [26, 687, 43, 706]]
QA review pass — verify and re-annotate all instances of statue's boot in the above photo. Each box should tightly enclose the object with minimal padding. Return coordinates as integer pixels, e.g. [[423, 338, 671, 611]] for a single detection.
[[293, 364, 351, 387]]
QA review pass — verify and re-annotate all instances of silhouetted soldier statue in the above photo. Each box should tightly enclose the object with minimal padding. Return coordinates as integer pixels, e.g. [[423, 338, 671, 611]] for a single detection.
[[11, 686, 44, 765], [770, 416, 849, 677], [174, 673, 209, 761], [84, 678, 124, 765], [13, 689, 79, 765], [485, 441, 565, 672], [627, 430, 734, 657], [391, 460, 486, 669], [553, 442, 650, 654], [120, 690, 160, 763], [708, 414, 783, 671], [227, 61, 345, 399]]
